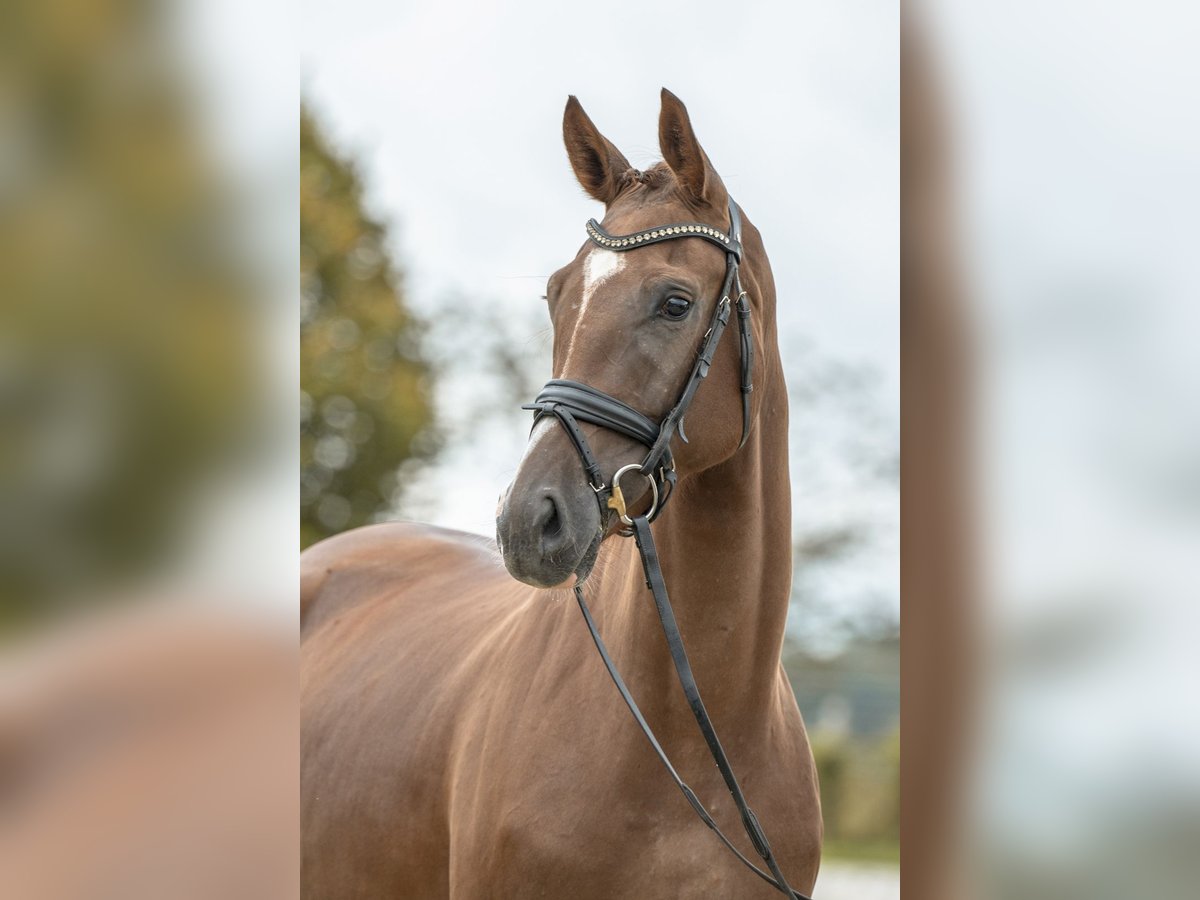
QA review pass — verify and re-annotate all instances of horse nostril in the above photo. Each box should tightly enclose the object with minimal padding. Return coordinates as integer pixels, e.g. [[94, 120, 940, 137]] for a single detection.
[[542, 498, 560, 535], [538, 492, 567, 554]]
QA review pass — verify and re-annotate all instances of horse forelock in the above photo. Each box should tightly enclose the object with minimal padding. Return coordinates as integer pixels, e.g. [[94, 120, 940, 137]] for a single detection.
[[611, 163, 696, 211]]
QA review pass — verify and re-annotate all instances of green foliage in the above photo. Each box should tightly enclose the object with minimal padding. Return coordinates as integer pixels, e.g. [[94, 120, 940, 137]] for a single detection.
[[810, 727, 900, 860], [300, 105, 435, 549], [785, 636, 899, 861]]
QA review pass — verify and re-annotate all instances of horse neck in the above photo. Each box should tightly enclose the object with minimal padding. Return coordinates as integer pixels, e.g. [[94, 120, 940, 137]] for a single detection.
[[593, 352, 792, 734]]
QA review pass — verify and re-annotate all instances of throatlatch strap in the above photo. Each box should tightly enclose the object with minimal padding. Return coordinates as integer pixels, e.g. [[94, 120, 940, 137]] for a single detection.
[[573, 516, 811, 900]]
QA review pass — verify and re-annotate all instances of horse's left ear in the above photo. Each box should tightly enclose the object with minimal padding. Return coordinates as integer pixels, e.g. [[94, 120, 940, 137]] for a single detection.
[[658, 88, 728, 210], [563, 96, 632, 206]]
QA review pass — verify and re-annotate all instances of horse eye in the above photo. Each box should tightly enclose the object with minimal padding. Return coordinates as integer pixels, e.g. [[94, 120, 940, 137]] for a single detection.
[[661, 296, 692, 320]]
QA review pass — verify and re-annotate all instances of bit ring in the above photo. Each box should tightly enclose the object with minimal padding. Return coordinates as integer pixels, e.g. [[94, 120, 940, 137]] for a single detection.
[[608, 463, 659, 528]]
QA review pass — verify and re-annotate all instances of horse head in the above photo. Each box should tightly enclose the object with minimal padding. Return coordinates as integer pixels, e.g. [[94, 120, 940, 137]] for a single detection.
[[497, 90, 762, 589]]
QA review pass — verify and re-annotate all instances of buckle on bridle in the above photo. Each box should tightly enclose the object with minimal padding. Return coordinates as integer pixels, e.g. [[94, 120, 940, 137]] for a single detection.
[[607, 463, 659, 531]]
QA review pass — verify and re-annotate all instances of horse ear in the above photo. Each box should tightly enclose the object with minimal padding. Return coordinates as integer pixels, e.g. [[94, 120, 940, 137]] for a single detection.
[[658, 88, 728, 209], [563, 96, 631, 205]]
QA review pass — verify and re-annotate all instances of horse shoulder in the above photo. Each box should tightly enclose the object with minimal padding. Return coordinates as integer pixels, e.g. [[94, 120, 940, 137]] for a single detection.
[[300, 522, 518, 897]]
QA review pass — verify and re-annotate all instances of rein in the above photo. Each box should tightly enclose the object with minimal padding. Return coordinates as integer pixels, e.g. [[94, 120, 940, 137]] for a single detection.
[[523, 200, 811, 900]]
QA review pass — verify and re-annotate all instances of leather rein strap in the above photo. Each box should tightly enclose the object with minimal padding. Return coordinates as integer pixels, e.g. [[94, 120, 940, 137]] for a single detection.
[[524, 200, 811, 899], [574, 520, 811, 900]]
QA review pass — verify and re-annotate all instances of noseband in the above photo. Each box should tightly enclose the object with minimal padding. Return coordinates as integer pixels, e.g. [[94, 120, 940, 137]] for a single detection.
[[521, 200, 812, 900], [523, 199, 754, 528]]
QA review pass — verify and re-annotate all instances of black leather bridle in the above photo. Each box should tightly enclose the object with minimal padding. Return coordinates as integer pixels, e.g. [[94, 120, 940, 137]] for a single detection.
[[525, 202, 753, 528], [523, 200, 812, 900]]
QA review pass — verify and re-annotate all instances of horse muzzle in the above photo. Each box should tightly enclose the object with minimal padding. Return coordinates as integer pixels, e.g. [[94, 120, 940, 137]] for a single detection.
[[496, 474, 603, 589]]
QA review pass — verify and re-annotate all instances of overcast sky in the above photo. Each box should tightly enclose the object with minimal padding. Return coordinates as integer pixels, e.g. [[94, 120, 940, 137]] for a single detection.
[[300, 0, 900, 640]]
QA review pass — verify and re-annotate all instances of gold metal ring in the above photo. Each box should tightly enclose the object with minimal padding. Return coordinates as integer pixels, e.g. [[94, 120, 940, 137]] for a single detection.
[[606, 463, 659, 528]]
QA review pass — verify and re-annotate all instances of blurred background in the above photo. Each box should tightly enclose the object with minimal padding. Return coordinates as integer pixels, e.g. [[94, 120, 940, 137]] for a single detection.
[[907, 2, 1200, 898], [1, 0, 296, 896], [300, 0, 900, 892], [1, 0, 295, 627]]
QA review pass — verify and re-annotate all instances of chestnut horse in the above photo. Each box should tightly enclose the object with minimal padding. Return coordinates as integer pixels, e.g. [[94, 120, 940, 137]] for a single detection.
[[301, 90, 822, 898]]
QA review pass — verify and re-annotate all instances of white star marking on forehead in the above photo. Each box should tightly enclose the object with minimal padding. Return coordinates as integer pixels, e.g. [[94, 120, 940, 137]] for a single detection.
[[563, 248, 624, 369]]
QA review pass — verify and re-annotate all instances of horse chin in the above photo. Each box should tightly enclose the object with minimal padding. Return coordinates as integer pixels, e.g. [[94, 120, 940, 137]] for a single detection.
[[502, 523, 604, 591], [570, 526, 605, 586]]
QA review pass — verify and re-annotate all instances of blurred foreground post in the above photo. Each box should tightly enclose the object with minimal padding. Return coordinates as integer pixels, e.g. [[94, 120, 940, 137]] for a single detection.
[[901, 16, 976, 900]]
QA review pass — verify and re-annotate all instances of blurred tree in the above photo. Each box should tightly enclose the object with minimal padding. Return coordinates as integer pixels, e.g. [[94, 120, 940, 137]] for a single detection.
[[300, 105, 435, 548], [1, 0, 261, 631]]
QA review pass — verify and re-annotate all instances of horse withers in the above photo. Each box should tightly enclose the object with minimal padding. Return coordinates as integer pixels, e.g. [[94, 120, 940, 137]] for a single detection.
[[301, 89, 822, 898]]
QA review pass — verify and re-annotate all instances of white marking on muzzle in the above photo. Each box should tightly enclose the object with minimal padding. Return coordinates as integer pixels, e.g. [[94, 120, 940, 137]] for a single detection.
[[563, 248, 623, 369]]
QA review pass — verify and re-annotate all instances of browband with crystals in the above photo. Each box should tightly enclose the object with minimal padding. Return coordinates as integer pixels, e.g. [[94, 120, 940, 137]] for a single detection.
[[585, 218, 743, 261]]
